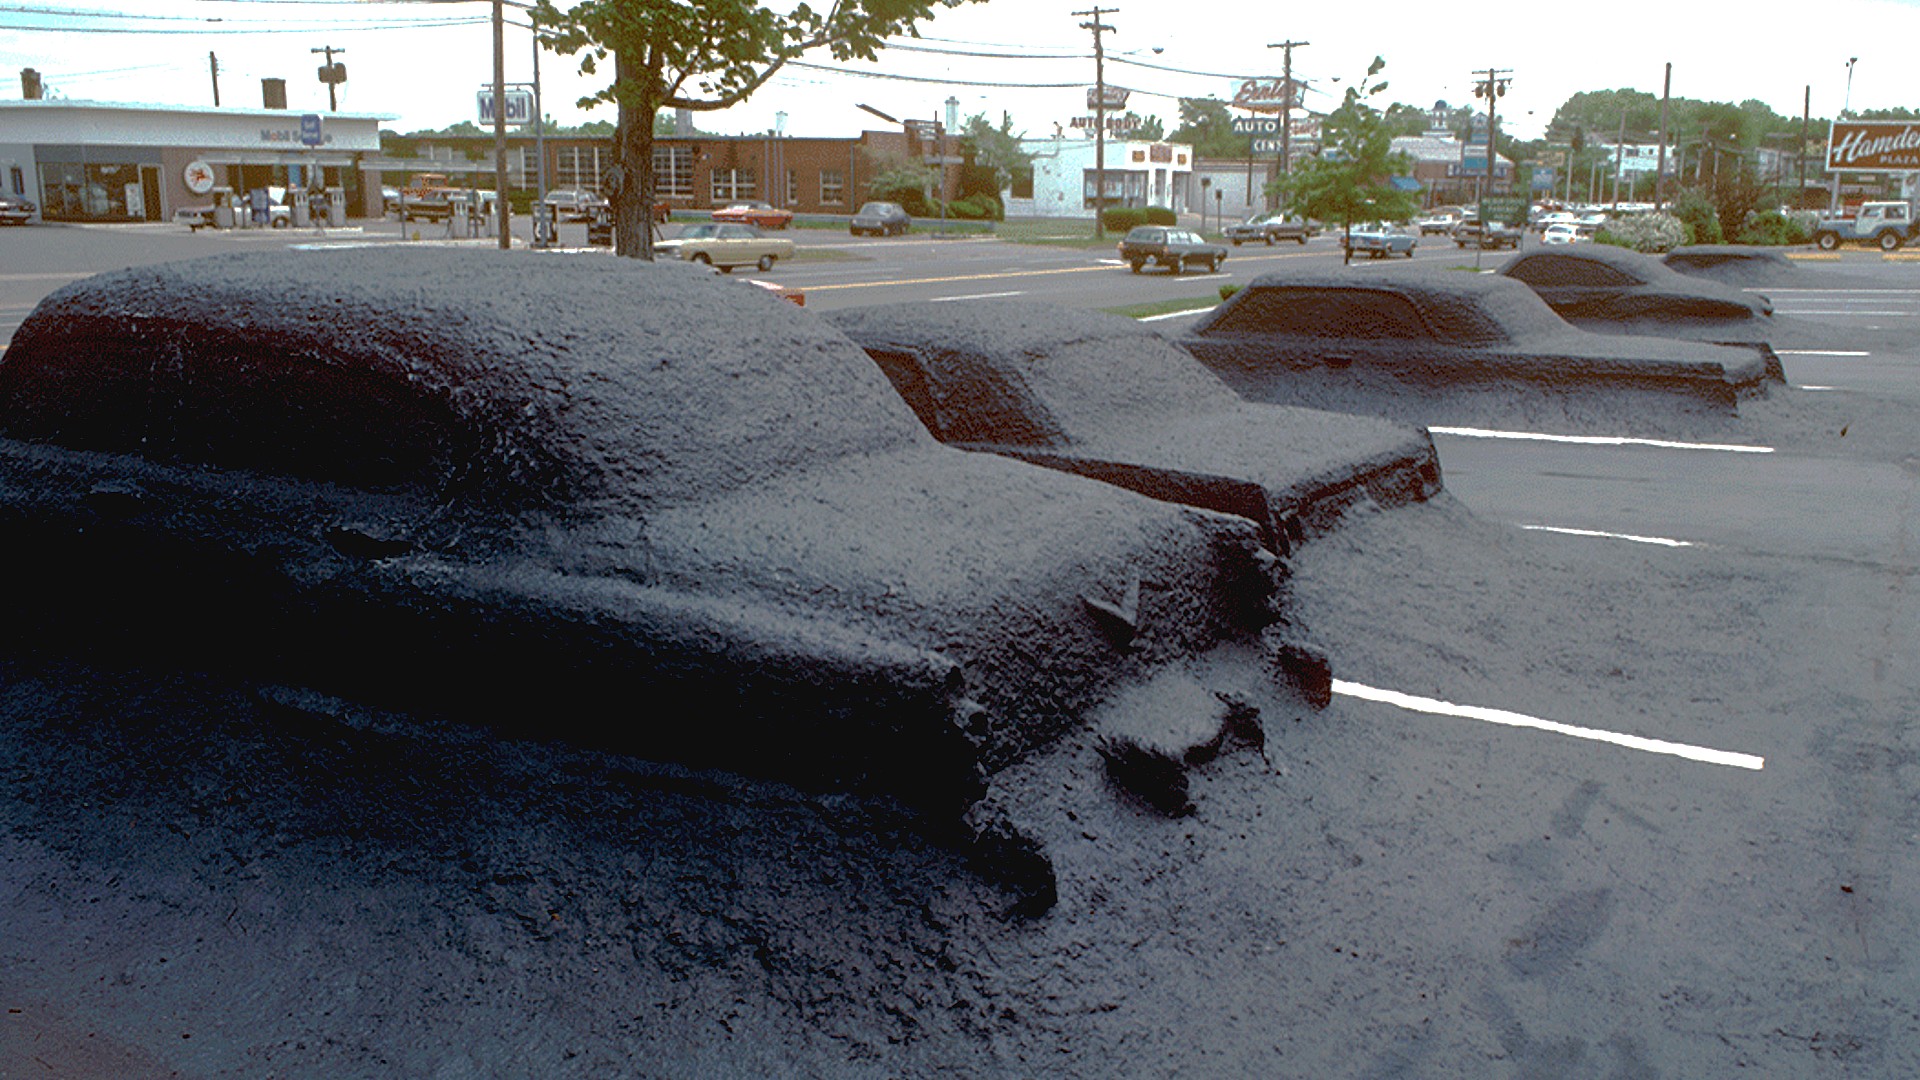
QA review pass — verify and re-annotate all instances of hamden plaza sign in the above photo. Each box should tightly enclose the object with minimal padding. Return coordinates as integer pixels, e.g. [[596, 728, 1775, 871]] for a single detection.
[[1826, 121, 1920, 172]]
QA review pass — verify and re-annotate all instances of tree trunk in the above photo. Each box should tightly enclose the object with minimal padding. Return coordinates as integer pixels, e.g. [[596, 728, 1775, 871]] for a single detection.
[[613, 52, 656, 259]]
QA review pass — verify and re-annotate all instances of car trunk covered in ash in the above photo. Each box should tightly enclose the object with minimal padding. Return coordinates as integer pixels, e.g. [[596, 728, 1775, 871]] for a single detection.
[[0, 249, 1309, 856]]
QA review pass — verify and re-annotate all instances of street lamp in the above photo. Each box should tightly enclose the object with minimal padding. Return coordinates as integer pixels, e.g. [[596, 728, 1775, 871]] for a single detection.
[[1842, 57, 1858, 118]]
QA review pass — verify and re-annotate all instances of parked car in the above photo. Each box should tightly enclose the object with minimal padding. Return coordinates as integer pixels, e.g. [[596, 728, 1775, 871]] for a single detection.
[[1224, 213, 1310, 246], [850, 201, 912, 236], [0, 194, 38, 225], [1661, 245, 1803, 286], [1540, 222, 1584, 245], [1176, 268, 1778, 427], [0, 247, 1288, 821], [380, 186, 402, 215], [823, 301, 1441, 554], [1497, 245, 1777, 352], [1452, 217, 1522, 249], [541, 187, 608, 222], [653, 222, 795, 273], [1414, 210, 1461, 235], [711, 201, 794, 229], [1340, 222, 1418, 259], [1117, 226, 1227, 274]]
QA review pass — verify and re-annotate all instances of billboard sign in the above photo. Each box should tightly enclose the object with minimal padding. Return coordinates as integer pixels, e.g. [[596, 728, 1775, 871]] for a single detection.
[[299, 113, 323, 148], [1233, 77, 1300, 114], [1826, 121, 1920, 172], [1087, 85, 1130, 110], [477, 88, 534, 127]]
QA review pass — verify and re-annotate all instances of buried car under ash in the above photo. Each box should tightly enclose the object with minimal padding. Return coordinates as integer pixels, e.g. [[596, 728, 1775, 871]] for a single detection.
[[1497, 243, 1777, 347], [1176, 267, 1780, 431], [823, 301, 1442, 554], [0, 247, 1313, 833]]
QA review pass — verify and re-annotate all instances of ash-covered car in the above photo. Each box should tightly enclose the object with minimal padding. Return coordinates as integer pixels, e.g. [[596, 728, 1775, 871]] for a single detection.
[[0, 248, 1305, 832], [823, 301, 1442, 553], [1497, 244, 1777, 354], [1177, 267, 1780, 431], [1659, 245, 1803, 287]]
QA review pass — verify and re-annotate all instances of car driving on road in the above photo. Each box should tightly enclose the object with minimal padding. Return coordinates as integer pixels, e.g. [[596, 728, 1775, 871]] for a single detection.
[[1117, 226, 1227, 275], [1224, 213, 1310, 246], [850, 201, 912, 236], [654, 222, 795, 273]]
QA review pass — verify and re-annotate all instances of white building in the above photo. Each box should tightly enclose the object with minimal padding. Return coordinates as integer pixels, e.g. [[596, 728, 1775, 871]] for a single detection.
[[1004, 134, 1194, 219], [0, 99, 386, 223]]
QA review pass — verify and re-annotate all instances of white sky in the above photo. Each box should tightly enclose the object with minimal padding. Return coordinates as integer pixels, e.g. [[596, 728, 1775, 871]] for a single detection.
[[3, 0, 1914, 143]]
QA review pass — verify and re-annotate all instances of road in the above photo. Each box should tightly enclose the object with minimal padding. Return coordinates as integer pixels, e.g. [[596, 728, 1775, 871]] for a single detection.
[[2, 219, 1917, 1077]]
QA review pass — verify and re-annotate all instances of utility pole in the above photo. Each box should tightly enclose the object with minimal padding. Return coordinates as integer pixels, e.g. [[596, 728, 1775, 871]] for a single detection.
[[1267, 40, 1308, 190], [1613, 108, 1627, 210], [1073, 6, 1115, 240], [1656, 62, 1670, 211], [1799, 84, 1810, 204], [1470, 67, 1512, 204], [209, 51, 220, 107], [492, 0, 510, 249], [310, 45, 345, 112]]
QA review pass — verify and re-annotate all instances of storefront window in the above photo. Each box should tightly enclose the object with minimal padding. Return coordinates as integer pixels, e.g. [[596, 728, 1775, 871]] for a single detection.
[[38, 161, 144, 221]]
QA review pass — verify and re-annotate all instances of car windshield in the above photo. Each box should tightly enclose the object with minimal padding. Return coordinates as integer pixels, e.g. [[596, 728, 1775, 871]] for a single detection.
[[859, 203, 898, 215], [677, 224, 720, 239]]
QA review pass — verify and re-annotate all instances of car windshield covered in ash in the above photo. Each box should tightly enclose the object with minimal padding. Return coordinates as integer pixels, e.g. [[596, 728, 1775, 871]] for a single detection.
[[1178, 267, 1780, 431], [0, 248, 1294, 822], [824, 301, 1441, 553]]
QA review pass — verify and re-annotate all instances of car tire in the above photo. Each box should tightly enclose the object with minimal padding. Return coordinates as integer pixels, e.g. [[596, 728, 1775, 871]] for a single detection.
[[1231, 238, 1243, 246], [1263, 235, 1274, 246], [1296, 235, 1307, 245], [1405, 247, 1415, 258], [757, 255, 775, 272], [691, 253, 711, 266], [1878, 231, 1902, 252], [1129, 260, 1144, 274], [1169, 257, 1184, 275], [1208, 256, 1221, 273], [1816, 231, 1839, 251]]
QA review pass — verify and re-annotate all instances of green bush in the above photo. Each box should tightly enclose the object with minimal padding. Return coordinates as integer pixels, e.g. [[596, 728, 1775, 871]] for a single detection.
[[1100, 206, 1176, 232], [1734, 208, 1811, 246], [1595, 212, 1687, 253], [1668, 189, 1723, 245], [507, 190, 537, 215], [1218, 284, 1240, 301], [941, 193, 1003, 221]]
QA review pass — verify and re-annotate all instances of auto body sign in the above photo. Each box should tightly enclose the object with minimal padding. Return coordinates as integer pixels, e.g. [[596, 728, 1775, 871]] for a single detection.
[[1826, 121, 1920, 172]]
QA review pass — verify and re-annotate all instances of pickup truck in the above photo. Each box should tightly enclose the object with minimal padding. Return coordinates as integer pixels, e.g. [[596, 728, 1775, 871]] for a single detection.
[[1117, 226, 1228, 274], [1452, 217, 1523, 250], [1812, 201, 1918, 251], [1223, 213, 1310, 246]]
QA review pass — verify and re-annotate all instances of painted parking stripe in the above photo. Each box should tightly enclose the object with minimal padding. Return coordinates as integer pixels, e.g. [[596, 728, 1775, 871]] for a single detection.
[[1429, 427, 1774, 454], [1522, 525, 1694, 547], [1333, 680, 1765, 771], [929, 290, 1026, 303], [1778, 350, 1870, 357]]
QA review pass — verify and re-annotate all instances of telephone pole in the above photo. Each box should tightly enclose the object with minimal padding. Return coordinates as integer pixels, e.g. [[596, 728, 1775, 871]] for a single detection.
[[1073, 7, 1115, 239], [492, 0, 509, 249], [311, 45, 345, 111], [1470, 67, 1512, 203], [1266, 40, 1308, 183], [209, 51, 220, 107]]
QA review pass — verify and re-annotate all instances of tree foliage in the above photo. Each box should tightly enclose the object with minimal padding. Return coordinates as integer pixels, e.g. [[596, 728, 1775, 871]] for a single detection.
[[962, 111, 1030, 194], [1169, 97, 1249, 159], [1269, 58, 1417, 252], [533, 0, 983, 257]]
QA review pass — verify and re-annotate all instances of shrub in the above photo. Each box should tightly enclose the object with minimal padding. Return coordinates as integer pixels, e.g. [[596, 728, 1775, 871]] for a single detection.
[[1595, 212, 1686, 253], [1735, 208, 1811, 246], [942, 193, 1002, 221], [1668, 189, 1722, 245], [1101, 206, 1176, 232], [1218, 284, 1240, 301]]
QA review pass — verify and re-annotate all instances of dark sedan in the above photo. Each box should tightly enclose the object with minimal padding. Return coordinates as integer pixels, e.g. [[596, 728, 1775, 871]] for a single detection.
[[1117, 226, 1227, 274], [1177, 268, 1779, 431], [823, 301, 1442, 554], [0, 193, 36, 225], [0, 248, 1290, 821], [850, 200, 912, 236]]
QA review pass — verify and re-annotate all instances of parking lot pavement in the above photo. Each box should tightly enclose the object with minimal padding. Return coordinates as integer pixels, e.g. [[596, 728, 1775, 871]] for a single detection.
[[0, 240, 1916, 1076]]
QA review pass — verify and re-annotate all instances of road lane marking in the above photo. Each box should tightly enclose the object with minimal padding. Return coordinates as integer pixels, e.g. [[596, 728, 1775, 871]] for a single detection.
[[929, 290, 1026, 302], [1797, 385, 1838, 391], [1522, 525, 1694, 547], [1430, 427, 1774, 453], [1774, 310, 1910, 316], [803, 264, 1111, 292], [1332, 680, 1765, 771], [1138, 307, 1216, 322], [1778, 350, 1870, 356], [0, 272, 95, 283]]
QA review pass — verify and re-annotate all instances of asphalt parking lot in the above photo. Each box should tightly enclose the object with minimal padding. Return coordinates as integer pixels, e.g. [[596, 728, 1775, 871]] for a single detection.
[[1, 223, 1916, 1077]]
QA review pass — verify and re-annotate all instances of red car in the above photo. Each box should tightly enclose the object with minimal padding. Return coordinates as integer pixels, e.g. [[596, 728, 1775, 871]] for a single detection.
[[711, 201, 793, 229]]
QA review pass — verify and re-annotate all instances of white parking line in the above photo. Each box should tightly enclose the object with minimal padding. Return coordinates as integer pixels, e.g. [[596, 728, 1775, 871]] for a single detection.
[[1333, 680, 1765, 770], [1777, 350, 1870, 357], [1774, 310, 1910, 316], [928, 290, 1026, 303], [1429, 427, 1774, 453], [1522, 525, 1693, 547]]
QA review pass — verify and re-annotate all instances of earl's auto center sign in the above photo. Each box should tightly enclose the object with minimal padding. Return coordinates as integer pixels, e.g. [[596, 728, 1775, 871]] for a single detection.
[[1827, 121, 1920, 172]]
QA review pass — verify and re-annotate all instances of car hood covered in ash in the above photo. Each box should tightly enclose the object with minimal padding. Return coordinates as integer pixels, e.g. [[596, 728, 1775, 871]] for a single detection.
[[824, 300, 1442, 549], [0, 249, 1301, 837]]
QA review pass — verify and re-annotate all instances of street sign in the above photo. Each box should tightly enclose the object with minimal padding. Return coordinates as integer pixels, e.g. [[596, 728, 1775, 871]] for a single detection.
[[1231, 117, 1283, 136], [1250, 138, 1284, 156], [299, 114, 323, 148], [1479, 195, 1528, 225], [476, 88, 533, 127]]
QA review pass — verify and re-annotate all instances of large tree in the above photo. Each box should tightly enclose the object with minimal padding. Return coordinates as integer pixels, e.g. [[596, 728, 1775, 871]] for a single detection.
[[533, 0, 982, 257], [1169, 97, 1250, 159], [1269, 58, 1417, 262]]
